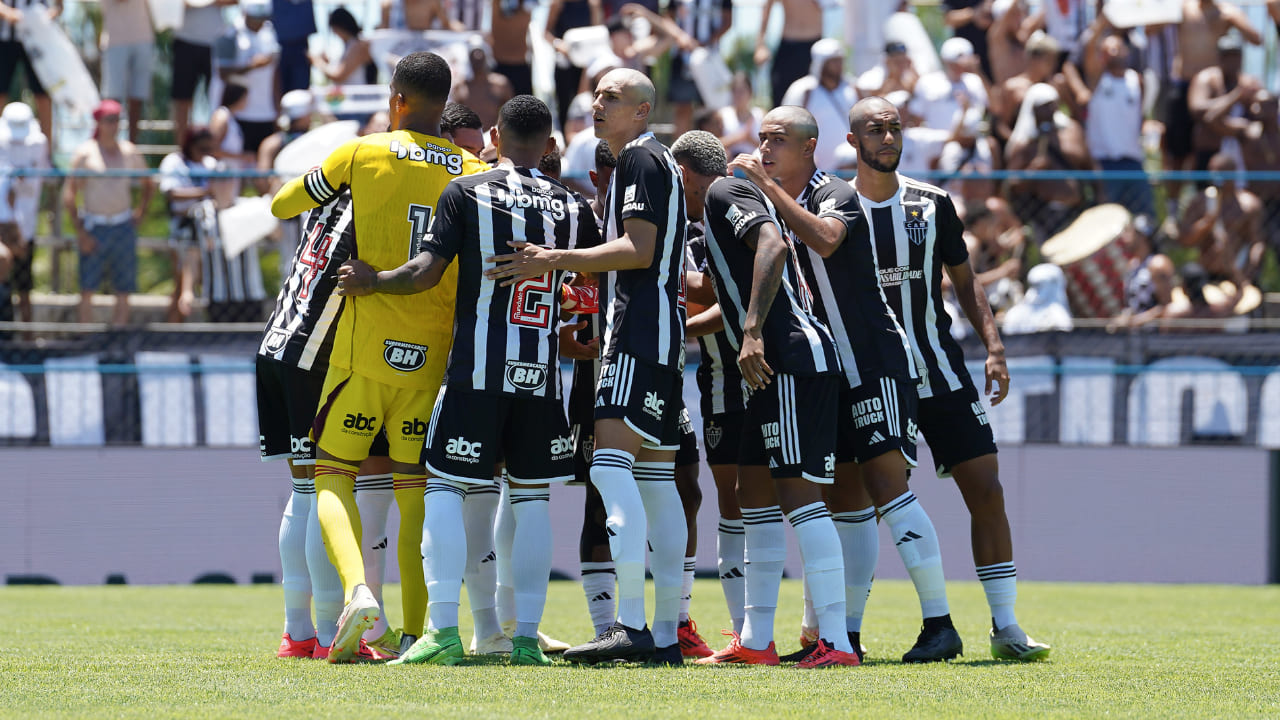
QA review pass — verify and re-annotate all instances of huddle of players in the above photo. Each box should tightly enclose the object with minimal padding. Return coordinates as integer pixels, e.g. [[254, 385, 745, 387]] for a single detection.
[[258, 48, 1051, 668]]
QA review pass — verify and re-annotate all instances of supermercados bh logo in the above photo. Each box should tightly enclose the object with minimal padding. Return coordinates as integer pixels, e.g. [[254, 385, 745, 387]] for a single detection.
[[904, 206, 928, 245], [725, 202, 757, 234], [389, 139, 465, 175], [263, 329, 288, 355], [384, 340, 428, 371], [878, 265, 924, 287], [505, 360, 548, 391]]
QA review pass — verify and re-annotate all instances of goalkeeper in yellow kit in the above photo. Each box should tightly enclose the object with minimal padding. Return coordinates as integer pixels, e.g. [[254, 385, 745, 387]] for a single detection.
[[271, 51, 488, 663]]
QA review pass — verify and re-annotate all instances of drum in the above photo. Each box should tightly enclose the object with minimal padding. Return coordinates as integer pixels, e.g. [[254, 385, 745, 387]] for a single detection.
[[1040, 203, 1132, 319]]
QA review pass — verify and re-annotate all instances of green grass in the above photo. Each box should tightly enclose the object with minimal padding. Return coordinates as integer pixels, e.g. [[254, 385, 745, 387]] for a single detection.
[[3, 580, 1278, 719]]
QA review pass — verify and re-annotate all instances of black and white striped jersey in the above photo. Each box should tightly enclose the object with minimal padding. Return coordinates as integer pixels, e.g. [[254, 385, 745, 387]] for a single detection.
[[789, 170, 917, 389], [422, 165, 600, 399], [686, 225, 745, 415], [600, 132, 689, 372], [863, 175, 972, 398], [702, 177, 841, 378], [257, 193, 354, 371]]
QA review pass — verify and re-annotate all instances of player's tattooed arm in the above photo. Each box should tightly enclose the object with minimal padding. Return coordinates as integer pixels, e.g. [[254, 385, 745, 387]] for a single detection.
[[739, 222, 786, 390], [336, 252, 450, 296], [727, 153, 846, 257]]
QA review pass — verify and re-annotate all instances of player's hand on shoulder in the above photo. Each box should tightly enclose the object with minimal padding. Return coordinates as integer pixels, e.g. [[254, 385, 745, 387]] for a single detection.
[[485, 240, 553, 287], [727, 154, 768, 185], [336, 259, 377, 296]]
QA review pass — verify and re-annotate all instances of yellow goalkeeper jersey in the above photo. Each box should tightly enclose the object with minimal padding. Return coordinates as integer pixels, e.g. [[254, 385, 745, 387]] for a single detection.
[[271, 130, 488, 389]]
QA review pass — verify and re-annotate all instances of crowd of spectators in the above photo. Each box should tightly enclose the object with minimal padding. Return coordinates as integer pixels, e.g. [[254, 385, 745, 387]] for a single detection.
[[0, 0, 1278, 331]]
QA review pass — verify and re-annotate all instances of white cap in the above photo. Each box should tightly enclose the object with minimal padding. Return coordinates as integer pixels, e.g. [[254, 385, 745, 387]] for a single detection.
[[280, 90, 314, 121], [940, 37, 975, 64], [2, 102, 33, 140], [241, 0, 272, 18], [586, 54, 624, 82]]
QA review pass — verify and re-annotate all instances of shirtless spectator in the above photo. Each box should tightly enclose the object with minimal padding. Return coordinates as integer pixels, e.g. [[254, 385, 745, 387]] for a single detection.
[[1241, 92, 1279, 256], [1178, 153, 1264, 283], [452, 39, 514, 129], [755, 0, 825, 107], [986, 0, 1029, 85], [1188, 35, 1262, 173], [854, 41, 918, 98], [1270, 0, 1280, 33], [1162, 0, 1261, 225], [990, 31, 1063, 144], [1109, 215, 1174, 332], [490, 0, 536, 97], [1005, 83, 1095, 244], [381, 0, 463, 30], [964, 200, 1025, 313], [1085, 33, 1154, 219], [942, 0, 993, 80]]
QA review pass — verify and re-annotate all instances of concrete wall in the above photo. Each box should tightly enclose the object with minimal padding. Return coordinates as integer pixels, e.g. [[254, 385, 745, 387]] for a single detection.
[[2, 444, 1271, 586]]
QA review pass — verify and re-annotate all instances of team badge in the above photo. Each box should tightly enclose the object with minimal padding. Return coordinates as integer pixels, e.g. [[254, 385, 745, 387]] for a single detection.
[[705, 422, 722, 449], [904, 207, 928, 246]]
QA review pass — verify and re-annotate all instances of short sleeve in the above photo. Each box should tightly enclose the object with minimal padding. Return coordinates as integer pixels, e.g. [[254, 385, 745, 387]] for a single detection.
[[707, 178, 775, 246], [935, 194, 969, 266], [419, 180, 466, 261], [808, 178, 860, 227], [569, 192, 602, 250], [157, 154, 188, 195], [271, 138, 360, 218], [615, 146, 671, 227]]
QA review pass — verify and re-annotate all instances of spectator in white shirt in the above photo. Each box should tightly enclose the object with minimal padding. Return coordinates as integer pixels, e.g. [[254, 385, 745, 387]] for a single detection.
[[218, 0, 280, 157], [717, 72, 763, 156], [909, 37, 987, 133], [781, 38, 858, 171]]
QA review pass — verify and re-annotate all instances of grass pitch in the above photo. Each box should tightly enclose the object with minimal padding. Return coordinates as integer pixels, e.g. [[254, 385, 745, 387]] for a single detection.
[[4, 580, 1278, 719]]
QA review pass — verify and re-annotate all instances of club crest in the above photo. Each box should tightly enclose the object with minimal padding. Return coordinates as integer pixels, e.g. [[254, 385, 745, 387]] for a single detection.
[[705, 422, 723, 449], [904, 207, 928, 246]]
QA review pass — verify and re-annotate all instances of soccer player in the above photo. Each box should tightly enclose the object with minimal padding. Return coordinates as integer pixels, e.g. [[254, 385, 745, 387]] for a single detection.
[[487, 68, 689, 665], [684, 214, 748, 638], [730, 106, 962, 663], [337, 94, 601, 666], [844, 96, 1050, 661], [668, 131, 855, 668], [270, 51, 488, 663], [256, 194, 397, 660]]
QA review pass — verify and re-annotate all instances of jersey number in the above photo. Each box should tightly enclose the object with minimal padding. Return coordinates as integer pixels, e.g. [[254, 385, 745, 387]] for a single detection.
[[406, 204, 433, 259], [298, 222, 335, 300], [509, 273, 555, 329]]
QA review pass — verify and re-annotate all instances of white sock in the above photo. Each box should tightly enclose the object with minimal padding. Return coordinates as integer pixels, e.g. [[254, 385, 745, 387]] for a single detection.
[[800, 580, 817, 631], [509, 485, 552, 639], [879, 491, 950, 619], [977, 562, 1018, 630], [580, 561, 617, 635], [355, 474, 394, 640], [787, 502, 851, 653], [740, 506, 785, 651], [590, 448, 646, 630], [679, 557, 696, 623], [494, 477, 516, 625], [279, 479, 314, 640], [464, 483, 502, 639], [635, 463, 687, 649], [422, 479, 467, 631], [305, 481, 343, 647], [717, 517, 746, 634], [833, 508, 878, 633]]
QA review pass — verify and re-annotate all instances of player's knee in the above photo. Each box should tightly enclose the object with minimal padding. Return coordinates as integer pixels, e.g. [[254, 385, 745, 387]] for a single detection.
[[955, 466, 1005, 517], [675, 466, 702, 515]]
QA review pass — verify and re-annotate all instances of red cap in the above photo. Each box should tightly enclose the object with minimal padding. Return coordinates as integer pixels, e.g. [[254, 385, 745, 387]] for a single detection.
[[93, 99, 123, 121]]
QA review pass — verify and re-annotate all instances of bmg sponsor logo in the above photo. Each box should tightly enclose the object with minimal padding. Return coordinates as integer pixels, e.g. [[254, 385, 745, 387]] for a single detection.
[[505, 360, 548, 391], [384, 339, 428, 372]]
